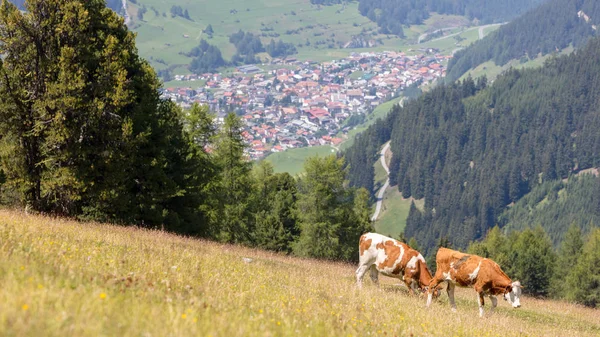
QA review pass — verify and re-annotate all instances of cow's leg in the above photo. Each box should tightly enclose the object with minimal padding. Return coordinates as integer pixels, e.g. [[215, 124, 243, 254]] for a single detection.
[[369, 265, 379, 287], [489, 295, 498, 314], [355, 263, 370, 289], [447, 282, 457, 312], [410, 279, 419, 295], [477, 292, 485, 317], [403, 278, 415, 295]]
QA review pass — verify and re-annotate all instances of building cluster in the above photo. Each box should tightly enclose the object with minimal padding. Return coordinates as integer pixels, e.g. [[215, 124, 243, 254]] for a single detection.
[[161, 49, 449, 159]]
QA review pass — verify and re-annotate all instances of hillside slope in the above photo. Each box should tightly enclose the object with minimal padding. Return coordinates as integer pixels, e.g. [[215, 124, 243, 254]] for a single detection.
[[1, 209, 599, 336], [500, 173, 600, 245], [358, 0, 545, 36], [345, 36, 600, 254], [446, 0, 600, 82]]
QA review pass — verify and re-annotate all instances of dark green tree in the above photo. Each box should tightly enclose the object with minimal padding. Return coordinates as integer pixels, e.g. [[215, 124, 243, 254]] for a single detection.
[[566, 228, 600, 308], [551, 223, 584, 298], [510, 226, 556, 296], [0, 0, 213, 232], [252, 161, 298, 252], [212, 112, 254, 244]]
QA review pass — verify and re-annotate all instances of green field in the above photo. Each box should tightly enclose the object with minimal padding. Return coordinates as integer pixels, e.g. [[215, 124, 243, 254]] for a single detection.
[[263, 145, 336, 176], [127, 0, 494, 71], [373, 187, 424, 238], [3, 209, 599, 336], [460, 46, 575, 81], [128, 0, 378, 70], [373, 157, 387, 193]]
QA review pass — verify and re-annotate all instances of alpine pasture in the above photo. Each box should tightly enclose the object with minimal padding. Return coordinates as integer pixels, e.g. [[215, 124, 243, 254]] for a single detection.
[[2, 209, 599, 336]]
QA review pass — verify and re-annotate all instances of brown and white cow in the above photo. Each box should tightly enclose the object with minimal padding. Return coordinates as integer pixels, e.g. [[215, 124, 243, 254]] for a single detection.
[[356, 233, 435, 295], [426, 247, 523, 317]]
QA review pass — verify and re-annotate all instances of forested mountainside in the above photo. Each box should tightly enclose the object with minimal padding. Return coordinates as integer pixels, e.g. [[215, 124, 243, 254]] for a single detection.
[[345, 37, 600, 255], [356, 0, 545, 36], [499, 174, 600, 246], [446, 0, 600, 82]]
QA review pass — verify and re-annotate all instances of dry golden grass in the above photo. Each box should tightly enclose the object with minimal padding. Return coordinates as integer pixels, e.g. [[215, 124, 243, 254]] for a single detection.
[[1, 209, 599, 336]]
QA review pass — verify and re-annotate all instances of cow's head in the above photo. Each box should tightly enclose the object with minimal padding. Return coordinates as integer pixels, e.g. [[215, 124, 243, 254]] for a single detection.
[[423, 285, 441, 299], [503, 281, 523, 308]]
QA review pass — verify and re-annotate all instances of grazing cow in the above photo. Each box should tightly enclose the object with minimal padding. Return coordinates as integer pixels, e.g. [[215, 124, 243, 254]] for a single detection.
[[426, 247, 523, 317], [356, 233, 436, 295]]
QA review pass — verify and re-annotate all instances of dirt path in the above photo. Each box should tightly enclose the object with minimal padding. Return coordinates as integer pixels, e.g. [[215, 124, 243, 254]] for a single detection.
[[371, 142, 390, 221]]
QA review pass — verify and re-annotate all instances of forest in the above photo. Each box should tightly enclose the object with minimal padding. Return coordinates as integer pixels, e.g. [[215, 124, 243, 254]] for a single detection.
[[356, 0, 544, 36], [446, 0, 600, 82], [188, 39, 227, 74], [345, 36, 600, 256], [499, 174, 600, 245]]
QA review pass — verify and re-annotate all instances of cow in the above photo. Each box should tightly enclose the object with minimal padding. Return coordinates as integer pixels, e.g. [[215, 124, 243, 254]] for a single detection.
[[356, 233, 436, 296], [426, 247, 523, 317]]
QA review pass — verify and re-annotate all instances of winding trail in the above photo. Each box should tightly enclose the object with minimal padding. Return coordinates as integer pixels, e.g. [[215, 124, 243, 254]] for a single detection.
[[418, 27, 458, 44], [418, 22, 507, 45], [371, 142, 391, 221], [478, 23, 506, 39]]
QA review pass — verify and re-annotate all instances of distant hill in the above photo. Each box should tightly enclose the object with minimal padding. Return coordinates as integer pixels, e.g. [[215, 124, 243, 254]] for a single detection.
[[345, 36, 600, 254], [500, 173, 600, 246], [357, 0, 546, 36], [446, 0, 600, 82]]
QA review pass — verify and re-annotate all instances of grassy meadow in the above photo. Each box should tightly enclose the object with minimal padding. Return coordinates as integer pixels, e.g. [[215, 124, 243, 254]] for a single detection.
[[459, 46, 575, 81], [127, 0, 496, 71], [1, 209, 599, 336], [128, 0, 377, 70], [373, 187, 424, 238], [263, 145, 336, 176]]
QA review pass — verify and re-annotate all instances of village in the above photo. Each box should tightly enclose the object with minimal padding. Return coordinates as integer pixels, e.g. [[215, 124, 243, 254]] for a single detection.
[[160, 49, 449, 160]]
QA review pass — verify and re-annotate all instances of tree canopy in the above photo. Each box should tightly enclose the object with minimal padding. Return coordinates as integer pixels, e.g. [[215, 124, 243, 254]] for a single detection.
[[0, 0, 213, 232]]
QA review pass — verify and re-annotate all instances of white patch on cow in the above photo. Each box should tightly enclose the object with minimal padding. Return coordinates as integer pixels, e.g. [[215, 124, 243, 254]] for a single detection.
[[443, 271, 453, 281], [469, 261, 481, 281], [406, 256, 419, 269], [450, 262, 455, 269], [506, 281, 523, 308]]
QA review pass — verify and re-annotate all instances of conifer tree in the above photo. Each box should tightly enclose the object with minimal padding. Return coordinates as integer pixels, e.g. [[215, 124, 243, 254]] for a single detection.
[[510, 226, 556, 296], [551, 223, 584, 298], [213, 112, 254, 244], [293, 155, 348, 259], [566, 228, 600, 308], [252, 161, 298, 252]]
